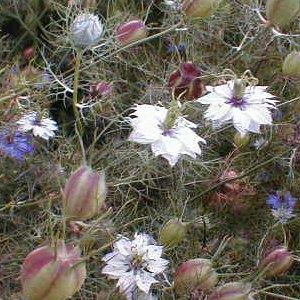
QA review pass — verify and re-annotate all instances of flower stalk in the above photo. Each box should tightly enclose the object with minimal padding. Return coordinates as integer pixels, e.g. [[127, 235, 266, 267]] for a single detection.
[[73, 50, 83, 136]]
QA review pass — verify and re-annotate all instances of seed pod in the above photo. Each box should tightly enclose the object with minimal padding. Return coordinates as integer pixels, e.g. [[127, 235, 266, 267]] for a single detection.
[[282, 52, 300, 78], [70, 13, 104, 48], [260, 246, 293, 277], [159, 219, 186, 247], [168, 62, 206, 100], [116, 19, 148, 45], [174, 258, 218, 295], [207, 282, 252, 300], [62, 165, 107, 220], [266, 0, 300, 28], [182, 0, 221, 19], [21, 241, 86, 300]]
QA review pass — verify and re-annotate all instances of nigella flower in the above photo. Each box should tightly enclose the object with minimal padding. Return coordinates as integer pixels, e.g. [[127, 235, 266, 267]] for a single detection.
[[164, 0, 181, 10], [0, 130, 35, 161], [70, 13, 104, 48], [197, 79, 277, 136], [102, 233, 168, 300], [167, 43, 186, 54], [267, 191, 297, 224], [128, 104, 206, 167], [17, 112, 58, 141]]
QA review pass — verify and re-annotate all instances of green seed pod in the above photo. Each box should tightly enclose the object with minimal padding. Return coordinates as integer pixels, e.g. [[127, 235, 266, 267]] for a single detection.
[[266, 0, 300, 28], [182, 0, 221, 19], [283, 52, 300, 78], [159, 219, 186, 247]]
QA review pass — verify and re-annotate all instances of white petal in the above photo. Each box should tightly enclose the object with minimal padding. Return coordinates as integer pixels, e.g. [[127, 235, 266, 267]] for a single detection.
[[197, 92, 226, 104], [136, 271, 157, 294], [115, 237, 133, 256], [146, 257, 169, 273], [151, 135, 182, 157], [117, 273, 137, 300], [144, 245, 163, 260]]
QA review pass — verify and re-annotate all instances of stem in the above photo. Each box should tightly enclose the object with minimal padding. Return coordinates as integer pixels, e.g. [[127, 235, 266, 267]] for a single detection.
[[220, 26, 270, 66], [187, 150, 291, 205], [73, 50, 83, 135], [73, 49, 87, 164], [258, 291, 300, 300]]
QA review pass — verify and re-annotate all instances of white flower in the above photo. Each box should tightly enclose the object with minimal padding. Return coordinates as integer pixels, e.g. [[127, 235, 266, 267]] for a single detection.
[[128, 104, 206, 167], [70, 13, 103, 48], [197, 80, 277, 136], [17, 112, 58, 140], [102, 233, 168, 300], [164, 0, 181, 10]]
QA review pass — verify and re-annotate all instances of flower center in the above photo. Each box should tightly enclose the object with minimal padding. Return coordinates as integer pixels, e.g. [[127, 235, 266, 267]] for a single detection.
[[6, 135, 14, 144], [131, 253, 144, 269], [162, 127, 175, 137], [226, 96, 248, 110]]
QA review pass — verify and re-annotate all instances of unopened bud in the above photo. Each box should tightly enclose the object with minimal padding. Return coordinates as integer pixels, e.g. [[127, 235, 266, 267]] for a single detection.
[[22, 47, 35, 61], [283, 52, 300, 78], [62, 165, 107, 220], [207, 282, 252, 300], [174, 258, 218, 295], [159, 219, 186, 247], [70, 13, 104, 48], [182, 0, 221, 19], [220, 169, 240, 194], [168, 62, 206, 100], [234, 132, 250, 148], [89, 81, 112, 98], [260, 246, 293, 277], [116, 19, 148, 45], [266, 0, 300, 28], [21, 241, 86, 300]]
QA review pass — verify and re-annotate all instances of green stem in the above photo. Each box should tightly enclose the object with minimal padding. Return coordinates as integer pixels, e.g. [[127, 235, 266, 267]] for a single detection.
[[220, 26, 270, 66], [187, 150, 291, 205], [72, 50, 87, 164], [73, 50, 83, 135]]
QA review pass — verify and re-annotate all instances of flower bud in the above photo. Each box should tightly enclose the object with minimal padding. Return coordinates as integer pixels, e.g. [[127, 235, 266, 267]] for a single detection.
[[260, 246, 293, 277], [62, 165, 107, 220], [182, 0, 221, 19], [207, 282, 252, 300], [89, 81, 112, 98], [116, 19, 148, 45], [234, 132, 250, 148], [22, 47, 35, 61], [266, 0, 300, 28], [159, 219, 186, 247], [21, 241, 86, 300], [168, 62, 206, 100], [220, 169, 240, 194], [174, 258, 218, 295], [282, 52, 300, 78], [70, 13, 104, 48]]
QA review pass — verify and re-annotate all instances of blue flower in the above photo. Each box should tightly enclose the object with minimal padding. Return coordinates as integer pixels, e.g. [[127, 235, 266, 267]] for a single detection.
[[0, 130, 35, 161], [167, 43, 186, 54], [266, 191, 297, 224]]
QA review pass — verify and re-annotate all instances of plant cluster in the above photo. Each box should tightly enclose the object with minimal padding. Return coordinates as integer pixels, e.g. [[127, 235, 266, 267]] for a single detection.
[[1, 0, 300, 299]]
